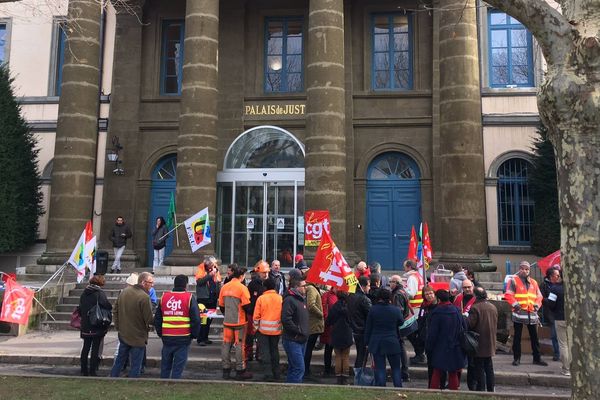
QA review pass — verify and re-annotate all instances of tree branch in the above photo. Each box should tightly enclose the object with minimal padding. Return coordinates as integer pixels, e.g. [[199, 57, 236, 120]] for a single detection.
[[484, 0, 575, 66]]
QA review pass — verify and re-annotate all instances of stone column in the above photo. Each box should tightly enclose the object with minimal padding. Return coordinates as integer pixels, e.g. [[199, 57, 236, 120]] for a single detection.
[[166, 0, 219, 265], [438, 0, 492, 270], [40, 0, 101, 263], [99, 1, 145, 268], [305, 0, 347, 250]]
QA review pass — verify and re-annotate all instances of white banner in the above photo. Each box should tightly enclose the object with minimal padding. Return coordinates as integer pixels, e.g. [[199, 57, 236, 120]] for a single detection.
[[183, 207, 212, 253]]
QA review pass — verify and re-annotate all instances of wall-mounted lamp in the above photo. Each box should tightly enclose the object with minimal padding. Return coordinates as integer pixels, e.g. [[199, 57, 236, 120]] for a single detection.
[[107, 135, 124, 175]]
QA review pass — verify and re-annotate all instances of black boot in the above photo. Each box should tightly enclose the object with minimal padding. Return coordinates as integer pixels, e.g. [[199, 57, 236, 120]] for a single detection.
[[222, 369, 231, 380]]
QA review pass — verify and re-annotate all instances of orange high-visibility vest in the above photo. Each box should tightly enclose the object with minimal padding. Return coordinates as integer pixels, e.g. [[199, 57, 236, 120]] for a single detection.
[[253, 290, 283, 335], [161, 291, 193, 336], [406, 270, 424, 308], [505, 276, 542, 312]]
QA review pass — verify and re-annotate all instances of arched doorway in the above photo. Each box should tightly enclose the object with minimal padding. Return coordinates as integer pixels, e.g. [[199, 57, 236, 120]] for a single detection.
[[147, 155, 177, 267], [216, 126, 305, 269], [366, 152, 421, 269]]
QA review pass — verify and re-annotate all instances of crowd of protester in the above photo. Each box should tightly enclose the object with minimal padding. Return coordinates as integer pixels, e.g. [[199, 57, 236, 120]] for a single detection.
[[77, 255, 568, 390]]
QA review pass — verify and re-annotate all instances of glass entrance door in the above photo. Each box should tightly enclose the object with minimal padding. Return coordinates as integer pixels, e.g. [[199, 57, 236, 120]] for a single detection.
[[216, 179, 304, 269]]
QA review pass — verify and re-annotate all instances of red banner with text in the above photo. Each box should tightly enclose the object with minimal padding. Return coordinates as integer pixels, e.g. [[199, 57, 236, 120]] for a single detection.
[[0, 279, 35, 325], [304, 210, 331, 247]]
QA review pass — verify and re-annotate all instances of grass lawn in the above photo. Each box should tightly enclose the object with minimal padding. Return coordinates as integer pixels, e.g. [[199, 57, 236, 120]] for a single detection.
[[0, 376, 508, 400]]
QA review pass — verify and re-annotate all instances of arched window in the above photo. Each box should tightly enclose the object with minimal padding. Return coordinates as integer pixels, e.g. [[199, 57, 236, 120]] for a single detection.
[[152, 156, 177, 180], [224, 126, 304, 169], [367, 152, 419, 180], [497, 158, 533, 245]]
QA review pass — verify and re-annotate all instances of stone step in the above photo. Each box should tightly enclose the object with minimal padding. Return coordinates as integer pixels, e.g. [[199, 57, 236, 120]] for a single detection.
[[41, 319, 224, 334], [476, 271, 504, 282]]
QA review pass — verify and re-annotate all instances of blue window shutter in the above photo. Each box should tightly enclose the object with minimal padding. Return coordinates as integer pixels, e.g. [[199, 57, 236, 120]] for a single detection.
[[55, 25, 66, 96]]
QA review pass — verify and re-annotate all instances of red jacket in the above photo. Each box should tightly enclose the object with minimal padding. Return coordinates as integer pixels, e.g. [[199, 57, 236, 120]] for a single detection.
[[320, 290, 338, 344]]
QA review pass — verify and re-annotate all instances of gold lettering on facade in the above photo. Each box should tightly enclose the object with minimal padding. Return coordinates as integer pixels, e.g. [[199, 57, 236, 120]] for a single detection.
[[244, 103, 306, 117]]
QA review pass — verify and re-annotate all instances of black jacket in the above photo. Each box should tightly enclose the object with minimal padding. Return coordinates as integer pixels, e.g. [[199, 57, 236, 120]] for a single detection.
[[109, 223, 132, 248], [347, 286, 372, 335], [281, 289, 309, 343], [545, 282, 565, 321], [326, 299, 353, 349], [391, 286, 411, 319], [152, 224, 168, 250], [247, 276, 265, 316], [154, 289, 202, 345], [269, 270, 286, 295], [79, 285, 112, 338]]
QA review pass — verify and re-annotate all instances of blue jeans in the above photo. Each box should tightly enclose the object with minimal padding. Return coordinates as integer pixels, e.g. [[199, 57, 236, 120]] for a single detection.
[[551, 323, 560, 358], [160, 342, 190, 379], [282, 338, 306, 383], [373, 352, 402, 387], [111, 336, 145, 378]]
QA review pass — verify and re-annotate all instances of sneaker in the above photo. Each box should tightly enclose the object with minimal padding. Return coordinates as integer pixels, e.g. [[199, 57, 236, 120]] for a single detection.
[[235, 370, 253, 380], [560, 370, 571, 376], [533, 359, 548, 366], [410, 354, 427, 365], [205, 340, 213, 345], [552, 355, 560, 361], [512, 359, 520, 366], [198, 341, 207, 347]]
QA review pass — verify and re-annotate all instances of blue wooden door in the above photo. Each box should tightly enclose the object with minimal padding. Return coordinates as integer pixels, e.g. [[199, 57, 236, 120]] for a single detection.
[[366, 152, 421, 270], [148, 155, 177, 267]]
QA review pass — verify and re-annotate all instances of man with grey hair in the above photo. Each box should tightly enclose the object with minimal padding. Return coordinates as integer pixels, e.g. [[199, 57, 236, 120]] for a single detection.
[[369, 261, 389, 288], [111, 271, 154, 377]]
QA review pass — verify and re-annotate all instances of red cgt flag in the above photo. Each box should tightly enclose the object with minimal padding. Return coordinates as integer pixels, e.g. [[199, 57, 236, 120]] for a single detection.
[[422, 222, 432, 261], [538, 250, 561, 276], [305, 229, 358, 292], [407, 226, 418, 261], [0, 278, 35, 325]]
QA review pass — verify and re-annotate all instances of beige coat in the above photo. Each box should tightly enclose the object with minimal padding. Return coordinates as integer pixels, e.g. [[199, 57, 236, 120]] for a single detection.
[[306, 284, 324, 335]]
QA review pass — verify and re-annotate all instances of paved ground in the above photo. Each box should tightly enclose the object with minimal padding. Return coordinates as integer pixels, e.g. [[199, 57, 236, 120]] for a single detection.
[[0, 329, 570, 397]]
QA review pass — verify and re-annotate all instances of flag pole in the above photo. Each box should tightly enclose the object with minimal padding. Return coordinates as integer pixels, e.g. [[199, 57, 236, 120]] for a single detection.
[[174, 212, 180, 247], [36, 262, 69, 292], [159, 222, 184, 242]]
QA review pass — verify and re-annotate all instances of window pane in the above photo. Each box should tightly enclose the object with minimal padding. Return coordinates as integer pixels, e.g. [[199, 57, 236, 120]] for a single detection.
[[267, 37, 282, 55], [164, 77, 179, 94], [287, 20, 302, 35], [268, 21, 283, 37], [394, 33, 408, 51], [287, 73, 302, 92], [512, 64, 530, 84], [287, 35, 302, 54], [374, 33, 389, 51], [491, 48, 508, 67], [374, 16, 389, 34], [161, 21, 184, 94], [490, 12, 507, 25], [394, 52, 409, 70], [394, 69, 409, 89], [166, 25, 181, 41], [0, 24, 6, 64], [511, 29, 528, 47], [509, 16, 523, 25], [165, 59, 177, 76], [392, 15, 408, 32], [267, 55, 283, 72], [374, 53, 389, 71], [265, 73, 281, 92], [511, 47, 528, 67], [491, 30, 507, 48], [374, 70, 389, 89], [492, 66, 509, 84], [286, 55, 301, 73]]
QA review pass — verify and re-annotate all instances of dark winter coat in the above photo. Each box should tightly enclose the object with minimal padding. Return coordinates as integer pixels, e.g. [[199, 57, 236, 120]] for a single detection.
[[109, 223, 132, 248], [152, 224, 168, 250], [196, 274, 220, 307], [281, 289, 309, 343], [425, 302, 467, 371], [247, 276, 265, 316], [546, 282, 565, 321], [347, 286, 372, 335], [325, 298, 353, 349], [467, 299, 498, 358], [417, 300, 437, 343], [269, 270, 286, 295], [364, 303, 404, 355], [79, 285, 112, 338], [540, 278, 557, 325], [391, 286, 411, 319]]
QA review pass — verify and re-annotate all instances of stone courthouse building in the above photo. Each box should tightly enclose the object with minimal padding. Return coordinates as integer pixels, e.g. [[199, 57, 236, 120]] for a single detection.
[[0, 0, 543, 271]]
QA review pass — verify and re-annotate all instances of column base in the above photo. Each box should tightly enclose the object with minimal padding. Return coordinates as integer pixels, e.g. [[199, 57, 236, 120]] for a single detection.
[[38, 250, 140, 269], [164, 249, 204, 266], [435, 255, 497, 272]]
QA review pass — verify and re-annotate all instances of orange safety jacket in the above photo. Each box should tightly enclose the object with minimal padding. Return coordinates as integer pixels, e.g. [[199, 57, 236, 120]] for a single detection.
[[195, 262, 222, 283], [504, 275, 542, 312], [406, 270, 424, 308], [160, 291, 193, 336], [253, 289, 283, 335]]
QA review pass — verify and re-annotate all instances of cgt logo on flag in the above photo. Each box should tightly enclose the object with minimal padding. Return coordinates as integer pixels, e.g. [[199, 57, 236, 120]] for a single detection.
[[0, 279, 35, 325], [306, 228, 357, 293], [184, 207, 212, 253]]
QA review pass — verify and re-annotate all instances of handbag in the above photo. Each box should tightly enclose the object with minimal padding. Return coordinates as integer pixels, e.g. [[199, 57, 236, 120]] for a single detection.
[[460, 330, 480, 356], [70, 307, 81, 329], [398, 313, 419, 338], [353, 353, 375, 386], [88, 298, 112, 328]]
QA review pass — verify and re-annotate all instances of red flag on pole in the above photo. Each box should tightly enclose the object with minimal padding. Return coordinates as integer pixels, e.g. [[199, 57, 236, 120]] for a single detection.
[[422, 222, 432, 262], [0, 278, 35, 325], [538, 250, 561, 276], [407, 226, 418, 261], [84, 220, 93, 242], [305, 229, 358, 292]]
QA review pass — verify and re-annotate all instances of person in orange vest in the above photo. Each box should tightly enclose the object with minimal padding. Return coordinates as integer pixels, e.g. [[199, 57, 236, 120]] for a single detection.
[[154, 274, 201, 379], [246, 260, 269, 361], [504, 261, 548, 367], [219, 264, 253, 380], [403, 259, 425, 366], [253, 277, 283, 381], [195, 256, 222, 346]]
